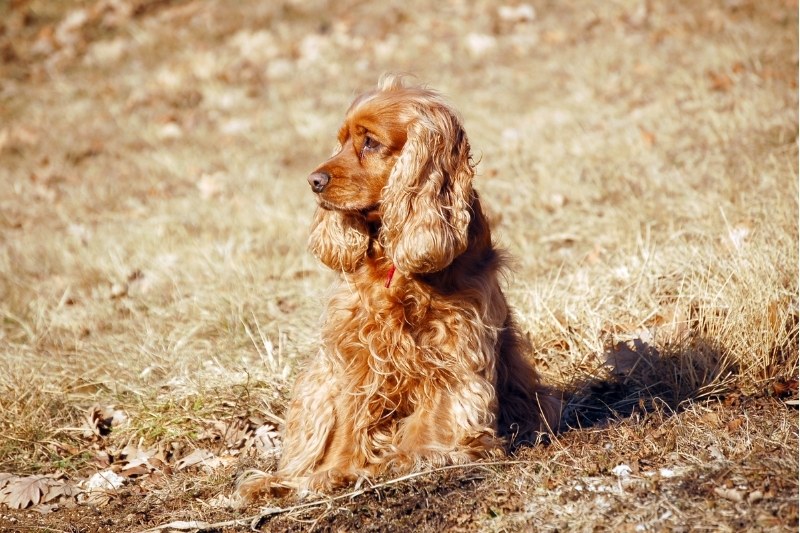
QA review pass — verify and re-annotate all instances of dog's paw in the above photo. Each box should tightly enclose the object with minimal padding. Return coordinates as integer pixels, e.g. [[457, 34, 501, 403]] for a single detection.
[[305, 468, 357, 493], [235, 469, 293, 502], [384, 451, 417, 473]]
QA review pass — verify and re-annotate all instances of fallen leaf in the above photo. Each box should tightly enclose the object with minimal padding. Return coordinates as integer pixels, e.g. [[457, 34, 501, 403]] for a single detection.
[[0, 476, 51, 509], [84, 404, 127, 437], [723, 393, 741, 408], [42, 480, 79, 504], [33, 503, 58, 515], [0, 473, 14, 492], [726, 417, 744, 432], [91, 450, 113, 468], [714, 486, 744, 503], [253, 424, 280, 453], [771, 377, 798, 398], [215, 421, 244, 446], [119, 444, 158, 477], [175, 449, 220, 471], [605, 340, 656, 377]]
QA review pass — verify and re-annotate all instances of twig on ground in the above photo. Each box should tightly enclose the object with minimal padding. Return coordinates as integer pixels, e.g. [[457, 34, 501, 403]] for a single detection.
[[143, 460, 530, 532]]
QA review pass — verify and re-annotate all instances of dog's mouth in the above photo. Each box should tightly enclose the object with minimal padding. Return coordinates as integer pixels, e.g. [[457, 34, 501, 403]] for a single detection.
[[318, 199, 380, 221]]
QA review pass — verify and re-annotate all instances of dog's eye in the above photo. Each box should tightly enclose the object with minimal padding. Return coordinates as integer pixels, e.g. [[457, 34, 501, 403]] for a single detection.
[[365, 136, 380, 150], [361, 135, 380, 158]]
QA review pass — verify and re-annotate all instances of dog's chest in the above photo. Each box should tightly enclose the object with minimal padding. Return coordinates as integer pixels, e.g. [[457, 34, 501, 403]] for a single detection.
[[325, 277, 495, 377]]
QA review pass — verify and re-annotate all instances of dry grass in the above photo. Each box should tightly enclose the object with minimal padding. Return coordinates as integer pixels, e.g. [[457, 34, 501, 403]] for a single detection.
[[0, 0, 797, 531]]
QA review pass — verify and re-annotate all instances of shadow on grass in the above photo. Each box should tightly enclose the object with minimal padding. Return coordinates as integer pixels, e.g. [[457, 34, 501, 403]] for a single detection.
[[559, 333, 737, 430]]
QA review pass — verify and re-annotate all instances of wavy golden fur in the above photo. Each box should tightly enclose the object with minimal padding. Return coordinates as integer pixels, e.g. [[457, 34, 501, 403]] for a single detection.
[[239, 76, 561, 498]]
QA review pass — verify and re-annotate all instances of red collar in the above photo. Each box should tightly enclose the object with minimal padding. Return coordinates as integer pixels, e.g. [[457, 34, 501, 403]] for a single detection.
[[384, 264, 396, 288]]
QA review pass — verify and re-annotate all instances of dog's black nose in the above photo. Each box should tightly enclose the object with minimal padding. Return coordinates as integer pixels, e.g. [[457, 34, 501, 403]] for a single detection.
[[307, 172, 330, 193]]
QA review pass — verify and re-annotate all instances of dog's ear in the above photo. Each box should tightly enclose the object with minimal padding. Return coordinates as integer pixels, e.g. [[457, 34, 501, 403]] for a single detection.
[[308, 207, 370, 272], [380, 105, 473, 274]]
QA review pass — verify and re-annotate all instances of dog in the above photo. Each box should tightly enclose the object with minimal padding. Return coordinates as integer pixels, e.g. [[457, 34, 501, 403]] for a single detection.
[[238, 75, 561, 498]]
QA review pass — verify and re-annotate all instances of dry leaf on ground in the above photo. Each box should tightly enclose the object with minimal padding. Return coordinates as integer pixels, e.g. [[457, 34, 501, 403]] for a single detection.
[[0, 476, 49, 509]]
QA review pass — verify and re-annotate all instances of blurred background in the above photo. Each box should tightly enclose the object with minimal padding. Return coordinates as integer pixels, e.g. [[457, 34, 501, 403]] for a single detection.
[[0, 0, 797, 528]]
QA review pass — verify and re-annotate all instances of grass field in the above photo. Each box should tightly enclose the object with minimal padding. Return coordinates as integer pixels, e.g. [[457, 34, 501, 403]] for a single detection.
[[0, 0, 797, 531]]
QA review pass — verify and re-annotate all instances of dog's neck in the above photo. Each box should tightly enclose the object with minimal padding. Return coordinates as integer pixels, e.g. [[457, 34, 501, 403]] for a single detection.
[[360, 195, 496, 291]]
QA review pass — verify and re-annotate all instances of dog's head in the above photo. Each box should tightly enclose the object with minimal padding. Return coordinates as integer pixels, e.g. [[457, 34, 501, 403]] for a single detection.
[[307, 76, 475, 275]]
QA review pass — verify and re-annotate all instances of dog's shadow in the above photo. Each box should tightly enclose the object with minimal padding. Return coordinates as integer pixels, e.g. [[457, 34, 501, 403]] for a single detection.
[[556, 332, 735, 432]]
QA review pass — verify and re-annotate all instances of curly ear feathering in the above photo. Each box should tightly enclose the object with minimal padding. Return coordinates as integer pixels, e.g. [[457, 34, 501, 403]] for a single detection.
[[379, 102, 474, 274], [238, 76, 562, 500]]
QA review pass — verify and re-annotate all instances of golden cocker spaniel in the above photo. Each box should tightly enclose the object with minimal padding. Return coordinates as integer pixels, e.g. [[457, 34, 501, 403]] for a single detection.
[[239, 76, 561, 498]]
